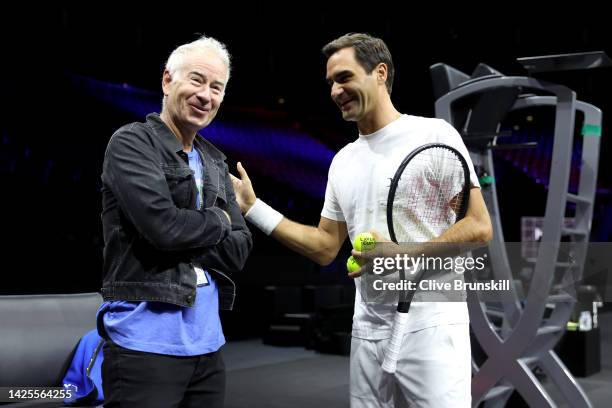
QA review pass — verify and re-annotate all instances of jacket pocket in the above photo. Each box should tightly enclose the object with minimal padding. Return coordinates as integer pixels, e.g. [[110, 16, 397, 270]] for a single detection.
[[161, 164, 194, 208]]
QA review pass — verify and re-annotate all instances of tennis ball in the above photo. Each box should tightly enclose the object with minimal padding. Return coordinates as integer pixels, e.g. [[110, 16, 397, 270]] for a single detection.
[[566, 321, 578, 331], [347, 256, 362, 274], [353, 232, 376, 252]]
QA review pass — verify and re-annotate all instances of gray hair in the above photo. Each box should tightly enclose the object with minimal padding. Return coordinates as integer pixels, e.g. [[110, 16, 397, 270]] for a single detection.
[[162, 35, 231, 111], [165, 35, 231, 82]]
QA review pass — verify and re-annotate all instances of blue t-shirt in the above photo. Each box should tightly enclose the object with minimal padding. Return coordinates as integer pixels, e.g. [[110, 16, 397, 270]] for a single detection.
[[97, 148, 225, 356]]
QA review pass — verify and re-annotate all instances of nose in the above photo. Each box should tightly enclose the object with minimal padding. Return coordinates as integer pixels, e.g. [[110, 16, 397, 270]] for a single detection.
[[196, 85, 212, 105], [330, 82, 343, 100]]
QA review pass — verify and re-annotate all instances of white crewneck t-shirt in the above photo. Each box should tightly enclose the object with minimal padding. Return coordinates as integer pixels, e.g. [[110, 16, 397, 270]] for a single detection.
[[322, 114, 480, 339]]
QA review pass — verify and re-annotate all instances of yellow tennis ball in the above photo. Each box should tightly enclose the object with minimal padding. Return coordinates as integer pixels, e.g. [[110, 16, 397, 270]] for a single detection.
[[353, 232, 376, 252], [347, 256, 362, 274]]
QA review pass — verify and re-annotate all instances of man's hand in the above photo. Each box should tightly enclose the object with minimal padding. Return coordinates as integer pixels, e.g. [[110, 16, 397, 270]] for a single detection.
[[348, 230, 395, 278], [230, 162, 257, 214]]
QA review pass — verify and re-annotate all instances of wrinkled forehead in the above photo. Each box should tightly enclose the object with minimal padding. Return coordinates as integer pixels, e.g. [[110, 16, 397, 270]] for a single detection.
[[177, 50, 229, 82]]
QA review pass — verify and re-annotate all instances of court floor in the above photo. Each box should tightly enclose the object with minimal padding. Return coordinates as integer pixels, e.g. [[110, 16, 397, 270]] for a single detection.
[[224, 311, 612, 408]]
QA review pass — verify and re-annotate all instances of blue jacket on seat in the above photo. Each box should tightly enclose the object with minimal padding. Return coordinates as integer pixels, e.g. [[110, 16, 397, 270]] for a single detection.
[[62, 329, 104, 406]]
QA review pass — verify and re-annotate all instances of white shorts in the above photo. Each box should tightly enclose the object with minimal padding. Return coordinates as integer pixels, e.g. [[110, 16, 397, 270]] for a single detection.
[[350, 323, 471, 408]]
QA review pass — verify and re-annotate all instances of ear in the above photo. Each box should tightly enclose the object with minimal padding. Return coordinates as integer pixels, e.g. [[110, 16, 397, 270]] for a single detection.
[[376, 63, 388, 85], [162, 69, 173, 96]]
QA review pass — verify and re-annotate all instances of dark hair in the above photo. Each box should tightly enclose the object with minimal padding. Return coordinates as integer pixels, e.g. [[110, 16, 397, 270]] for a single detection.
[[322, 33, 395, 94]]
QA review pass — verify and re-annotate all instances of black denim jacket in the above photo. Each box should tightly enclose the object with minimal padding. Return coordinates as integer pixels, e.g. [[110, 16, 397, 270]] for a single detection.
[[100, 113, 252, 309]]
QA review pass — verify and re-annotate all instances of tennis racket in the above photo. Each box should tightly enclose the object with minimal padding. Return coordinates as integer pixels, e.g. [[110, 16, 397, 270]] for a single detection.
[[381, 143, 470, 374]]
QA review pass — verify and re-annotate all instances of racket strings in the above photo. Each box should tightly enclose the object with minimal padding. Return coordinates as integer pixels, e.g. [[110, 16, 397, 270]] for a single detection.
[[392, 146, 467, 243]]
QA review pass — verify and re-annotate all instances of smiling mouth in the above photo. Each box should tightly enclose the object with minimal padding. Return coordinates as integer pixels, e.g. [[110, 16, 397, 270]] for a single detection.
[[189, 104, 210, 114], [339, 99, 353, 110]]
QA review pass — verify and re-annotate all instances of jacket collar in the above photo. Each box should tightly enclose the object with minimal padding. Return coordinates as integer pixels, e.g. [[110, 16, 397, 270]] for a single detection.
[[145, 113, 226, 161]]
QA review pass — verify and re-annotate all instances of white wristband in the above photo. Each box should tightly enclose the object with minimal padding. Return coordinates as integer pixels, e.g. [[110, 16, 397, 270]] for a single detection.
[[245, 198, 284, 236]]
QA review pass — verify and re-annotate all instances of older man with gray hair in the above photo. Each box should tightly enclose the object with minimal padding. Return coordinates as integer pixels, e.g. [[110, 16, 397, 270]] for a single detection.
[[98, 35, 252, 407]]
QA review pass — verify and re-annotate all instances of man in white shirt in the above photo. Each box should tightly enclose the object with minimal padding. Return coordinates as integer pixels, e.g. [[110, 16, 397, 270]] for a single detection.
[[231, 33, 492, 408]]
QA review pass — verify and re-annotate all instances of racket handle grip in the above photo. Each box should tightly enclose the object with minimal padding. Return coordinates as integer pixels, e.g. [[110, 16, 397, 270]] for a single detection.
[[381, 311, 410, 374]]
